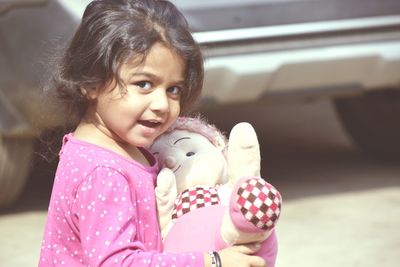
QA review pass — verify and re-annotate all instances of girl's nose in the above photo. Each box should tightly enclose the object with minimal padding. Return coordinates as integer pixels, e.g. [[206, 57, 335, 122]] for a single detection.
[[150, 89, 169, 113], [164, 156, 177, 169]]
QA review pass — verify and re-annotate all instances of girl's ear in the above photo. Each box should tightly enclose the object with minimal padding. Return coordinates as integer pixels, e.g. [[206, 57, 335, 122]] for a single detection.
[[80, 86, 98, 100]]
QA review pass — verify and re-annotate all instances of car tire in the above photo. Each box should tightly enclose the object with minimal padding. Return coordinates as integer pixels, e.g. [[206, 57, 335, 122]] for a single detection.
[[334, 88, 400, 160], [0, 136, 34, 208]]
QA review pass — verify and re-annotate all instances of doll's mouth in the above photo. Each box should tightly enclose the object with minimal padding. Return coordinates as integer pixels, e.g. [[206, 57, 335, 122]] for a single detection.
[[172, 164, 181, 173]]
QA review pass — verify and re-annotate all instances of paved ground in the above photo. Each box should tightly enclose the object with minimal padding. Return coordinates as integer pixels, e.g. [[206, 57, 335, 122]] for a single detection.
[[1, 99, 399, 267]]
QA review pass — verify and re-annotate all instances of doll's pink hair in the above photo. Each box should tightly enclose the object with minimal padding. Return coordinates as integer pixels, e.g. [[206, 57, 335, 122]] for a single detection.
[[164, 116, 227, 149]]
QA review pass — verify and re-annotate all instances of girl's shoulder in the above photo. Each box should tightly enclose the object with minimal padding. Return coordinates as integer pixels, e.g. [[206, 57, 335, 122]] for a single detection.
[[59, 133, 158, 174]]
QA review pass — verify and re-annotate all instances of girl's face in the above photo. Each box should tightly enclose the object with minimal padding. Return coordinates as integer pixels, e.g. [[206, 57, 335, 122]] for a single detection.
[[87, 43, 185, 148]]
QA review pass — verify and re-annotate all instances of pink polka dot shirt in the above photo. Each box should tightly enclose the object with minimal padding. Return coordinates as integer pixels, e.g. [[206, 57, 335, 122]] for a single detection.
[[39, 134, 203, 266]]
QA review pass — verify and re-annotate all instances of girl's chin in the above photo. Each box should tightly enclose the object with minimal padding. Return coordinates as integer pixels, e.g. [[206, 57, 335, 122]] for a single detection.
[[129, 138, 155, 149]]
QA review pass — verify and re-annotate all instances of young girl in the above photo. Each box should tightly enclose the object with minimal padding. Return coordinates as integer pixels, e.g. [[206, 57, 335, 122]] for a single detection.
[[39, 0, 266, 266]]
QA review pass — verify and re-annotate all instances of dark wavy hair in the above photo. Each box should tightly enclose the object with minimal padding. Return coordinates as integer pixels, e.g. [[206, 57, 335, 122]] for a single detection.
[[47, 0, 203, 128]]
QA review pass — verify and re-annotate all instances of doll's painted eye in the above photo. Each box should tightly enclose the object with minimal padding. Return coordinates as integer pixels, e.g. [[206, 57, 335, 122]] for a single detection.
[[186, 152, 195, 157]]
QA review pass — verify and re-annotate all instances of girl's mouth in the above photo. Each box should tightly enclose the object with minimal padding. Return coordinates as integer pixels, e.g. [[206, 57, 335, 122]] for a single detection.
[[137, 120, 163, 137], [138, 120, 162, 128]]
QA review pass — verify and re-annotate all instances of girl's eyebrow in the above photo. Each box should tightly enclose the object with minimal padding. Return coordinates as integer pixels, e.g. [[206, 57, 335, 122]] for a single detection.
[[129, 72, 159, 82], [130, 72, 185, 85], [130, 72, 157, 79], [174, 137, 191, 145]]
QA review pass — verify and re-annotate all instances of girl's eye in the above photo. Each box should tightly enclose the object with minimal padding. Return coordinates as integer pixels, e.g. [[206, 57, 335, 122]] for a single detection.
[[135, 81, 152, 90], [167, 86, 182, 96], [186, 151, 195, 157]]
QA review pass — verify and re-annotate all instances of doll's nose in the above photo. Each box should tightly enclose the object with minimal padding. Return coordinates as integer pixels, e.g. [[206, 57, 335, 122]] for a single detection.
[[164, 156, 177, 169]]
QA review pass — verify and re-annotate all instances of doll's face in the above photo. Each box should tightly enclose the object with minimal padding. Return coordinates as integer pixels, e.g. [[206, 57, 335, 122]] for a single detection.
[[150, 130, 227, 194]]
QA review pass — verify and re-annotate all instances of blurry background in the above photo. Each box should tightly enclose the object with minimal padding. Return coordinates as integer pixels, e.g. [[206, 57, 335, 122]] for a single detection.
[[1, 0, 400, 266]]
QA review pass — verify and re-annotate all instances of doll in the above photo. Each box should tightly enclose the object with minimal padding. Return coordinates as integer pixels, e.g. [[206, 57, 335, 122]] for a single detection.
[[150, 117, 282, 266]]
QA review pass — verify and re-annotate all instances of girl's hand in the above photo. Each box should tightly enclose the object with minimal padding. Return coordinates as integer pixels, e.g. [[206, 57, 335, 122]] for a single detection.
[[204, 244, 266, 267]]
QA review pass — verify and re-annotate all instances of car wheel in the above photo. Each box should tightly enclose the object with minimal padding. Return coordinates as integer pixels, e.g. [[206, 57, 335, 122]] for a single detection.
[[334, 88, 400, 160], [0, 136, 34, 208]]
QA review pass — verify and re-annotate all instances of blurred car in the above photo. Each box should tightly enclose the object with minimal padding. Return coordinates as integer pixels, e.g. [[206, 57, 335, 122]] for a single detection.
[[0, 0, 399, 208]]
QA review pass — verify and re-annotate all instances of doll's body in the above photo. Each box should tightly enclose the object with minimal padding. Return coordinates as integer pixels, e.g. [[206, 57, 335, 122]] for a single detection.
[[162, 183, 279, 265], [150, 117, 282, 267]]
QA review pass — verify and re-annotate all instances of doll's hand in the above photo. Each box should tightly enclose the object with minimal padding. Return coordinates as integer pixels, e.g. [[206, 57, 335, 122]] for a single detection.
[[155, 168, 177, 237], [227, 122, 261, 185]]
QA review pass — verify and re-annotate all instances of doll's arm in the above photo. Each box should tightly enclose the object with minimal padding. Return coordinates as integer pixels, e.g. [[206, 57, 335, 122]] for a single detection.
[[227, 122, 261, 185], [155, 168, 177, 238], [220, 176, 281, 246]]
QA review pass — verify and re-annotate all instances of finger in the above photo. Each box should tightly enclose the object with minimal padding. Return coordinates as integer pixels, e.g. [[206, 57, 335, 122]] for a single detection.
[[248, 255, 266, 267], [243, 242, 262, 253], [233, 243, 261, 254]]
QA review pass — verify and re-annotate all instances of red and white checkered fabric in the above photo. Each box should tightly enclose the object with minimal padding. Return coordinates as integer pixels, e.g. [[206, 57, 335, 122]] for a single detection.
[[172, 187, 220, 220], [236, 178, 281, 230]]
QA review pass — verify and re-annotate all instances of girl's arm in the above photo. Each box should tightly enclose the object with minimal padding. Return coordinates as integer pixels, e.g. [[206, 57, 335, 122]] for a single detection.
[[74, 166, 265, 267]]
